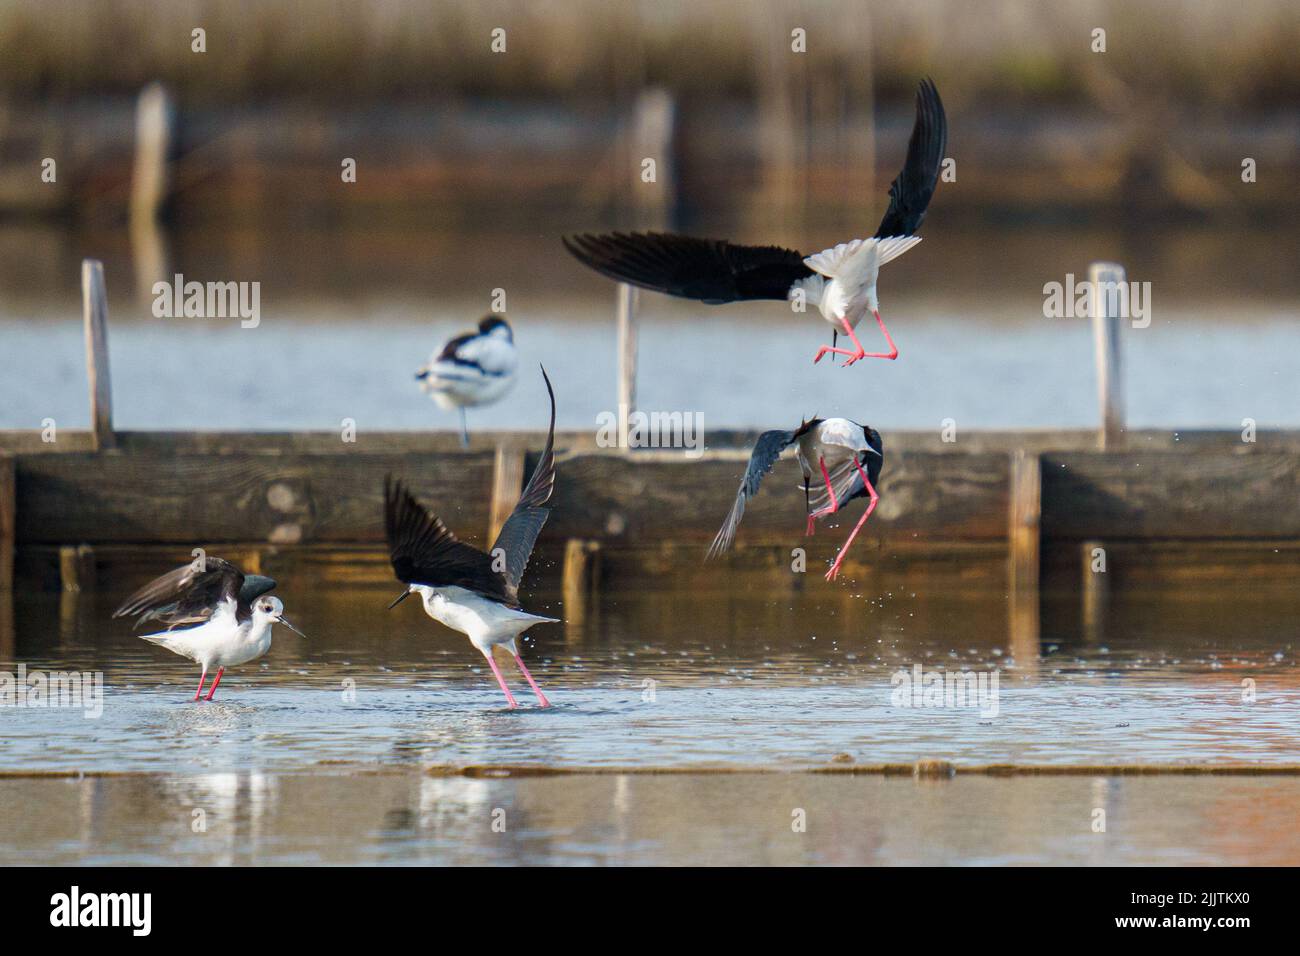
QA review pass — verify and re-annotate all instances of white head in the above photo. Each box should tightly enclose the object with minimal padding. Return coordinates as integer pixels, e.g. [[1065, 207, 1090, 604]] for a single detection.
[[252, 595, 306, 637], [477, 315, 513, 342]]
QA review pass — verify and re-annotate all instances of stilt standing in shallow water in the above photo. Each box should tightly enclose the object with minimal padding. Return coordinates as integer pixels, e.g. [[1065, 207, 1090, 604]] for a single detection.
[[114, 556, 305, 700], [416, 315, 518, 447], [387, 366, 560, 708]]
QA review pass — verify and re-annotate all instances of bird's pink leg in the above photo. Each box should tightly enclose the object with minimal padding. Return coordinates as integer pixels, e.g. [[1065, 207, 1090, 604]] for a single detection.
[[814, 344, 859, 364], [804, 456, 840, 536], [844, 310, 898, 366], [485, 652, 518, 709], [204, 667, 224, 701], [813, 320, 865, 364], [193, 668, 208, 702], [513, 654, 551, 707], [826, 458, 880, 581], [819, 456, 840, 512]]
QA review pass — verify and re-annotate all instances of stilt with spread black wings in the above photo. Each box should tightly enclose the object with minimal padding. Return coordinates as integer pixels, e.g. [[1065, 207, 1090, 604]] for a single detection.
[[708, 419, 884, 582], [386, 366, 560, 709], [564, 79, 947, 367]]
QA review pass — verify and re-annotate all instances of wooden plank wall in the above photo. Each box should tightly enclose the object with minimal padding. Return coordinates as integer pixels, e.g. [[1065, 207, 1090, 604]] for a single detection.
[[1041, 452, 1300, 540], [13, 452, 496, 547], [10, 450, 1010, 550], [5, 428, 1299, 458], [11, 446, 1300, 551]]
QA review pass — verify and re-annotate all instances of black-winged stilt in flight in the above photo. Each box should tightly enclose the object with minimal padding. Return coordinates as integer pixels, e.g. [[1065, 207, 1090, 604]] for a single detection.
[[563, 78, 946, 366], [707, 418, 883, 581], [386, 366, 559, 709], [416, 315, 518, 447], [113, 556, 304, 701]]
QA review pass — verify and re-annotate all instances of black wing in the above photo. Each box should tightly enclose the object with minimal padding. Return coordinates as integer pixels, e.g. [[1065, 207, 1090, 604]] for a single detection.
[[706, 430, 801, 559], [436, 330, 478, 364], [491, 367, 557, 603], [563, 232, 813, 304], [384, 475, 510, 604], [873, 78, 948, 239], [239, 574, 278, 606], [113, 556, 259, 629]]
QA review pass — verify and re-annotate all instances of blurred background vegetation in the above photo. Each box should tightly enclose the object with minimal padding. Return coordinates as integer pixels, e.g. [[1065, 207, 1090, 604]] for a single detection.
[[0, 0, 1297, 106], [0, 0, 1295, 308]]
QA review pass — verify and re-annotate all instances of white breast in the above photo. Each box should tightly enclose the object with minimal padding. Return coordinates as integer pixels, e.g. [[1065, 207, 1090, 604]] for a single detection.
[[416, 585, 557, 654], [213, 620, 274, 668], [140, 600, 274, 670]]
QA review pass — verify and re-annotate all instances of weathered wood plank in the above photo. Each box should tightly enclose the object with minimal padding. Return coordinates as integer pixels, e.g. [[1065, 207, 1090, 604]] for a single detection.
[[1009, 451, 1041, 593], [14, 449, 1007, 549], [4, 428, 1300, 457], [1089, 261, 1126, 449], [0, 454, 14, 593], [1080, 539, 1108, 643], [627, 87, 676, 227], [0, 591, 12, 662], [1042, 451, 1300, 539], [58, 544, 96, 592], [16, 540, 1010, 598], [561, 539, 602, 626], [15, 453, 495, 546], [24, 540, 1300, 602], [81, 260, 115, 451], [13, 445, 1300, 552], [487, 447, 527, 543], [1008, 450, 1041, 667], [546, 451, 1011, 543], [616, 283, 638, 445], [129, 82, 172, 226], [1042, 538, 1300, 592]]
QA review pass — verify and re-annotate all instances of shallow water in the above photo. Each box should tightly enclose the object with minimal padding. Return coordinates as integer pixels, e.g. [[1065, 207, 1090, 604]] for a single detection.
[[3, 771, 1299, 866], [3, 583, 1296, 774], [3, 575, 1298, 864], [1, 221, 1297, 433], [3, 302, 1298, 434]]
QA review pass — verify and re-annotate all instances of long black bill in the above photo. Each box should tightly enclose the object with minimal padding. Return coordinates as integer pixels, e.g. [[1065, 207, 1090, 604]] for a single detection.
[[388, 589, 413, 610], [278, 616, 307, 638]]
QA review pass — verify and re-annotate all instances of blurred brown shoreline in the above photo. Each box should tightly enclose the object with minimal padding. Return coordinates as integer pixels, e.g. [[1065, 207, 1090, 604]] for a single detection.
[[3, 0, 1298, 107], [1, 98, 1296, 229]]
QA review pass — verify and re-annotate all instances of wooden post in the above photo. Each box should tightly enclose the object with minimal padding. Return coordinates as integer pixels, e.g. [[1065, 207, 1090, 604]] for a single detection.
[[616, 283, 639, 451], [754, 21, 806, 226], [1089, 261, 1126, 450], [0, 591, 12, 663], [82, 259, 115, 451], [59, 545, 96, 592], [130, 83, 172, 300], [130, 82, 172, 227], [1080, 539, 1109, 644], [487, 446, 526, 544], [630, 87, 676, 229], [1008, 450, 1041, 669], [562, 539, 602, 627], [0, 453, 14, 595]]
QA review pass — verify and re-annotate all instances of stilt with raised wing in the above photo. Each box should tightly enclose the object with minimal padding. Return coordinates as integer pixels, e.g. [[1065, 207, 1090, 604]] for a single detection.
[[114, 556, 305, 700], [387, 366, 560, 708], [564, 79, 946, 366]]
